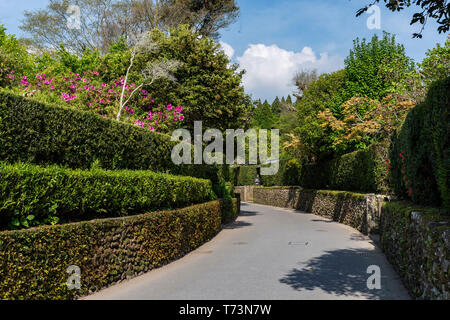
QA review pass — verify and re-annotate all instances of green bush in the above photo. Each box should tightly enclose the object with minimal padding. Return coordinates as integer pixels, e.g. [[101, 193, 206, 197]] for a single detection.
[[328, 143, 389, 193], [0, 200, 235, 300], [261, 159, 302, 187], [299, 161, 331, 189], [0, 162, 215, 229], [0, 91, 230, 189], [389, 77, 449, 211], [220, 196, 240, 224], [0, 91, 177, 171], [232, 165, 258, 186]]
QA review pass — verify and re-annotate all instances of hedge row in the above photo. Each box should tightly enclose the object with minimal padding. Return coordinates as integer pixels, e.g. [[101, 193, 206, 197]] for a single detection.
[[0, 91, 229, 187], [0, 162, 215, 230], [0, 200, 239, 300], [389, 77, 449, 212], [380, 201, 449, 299], [233, 143, 388, 194]]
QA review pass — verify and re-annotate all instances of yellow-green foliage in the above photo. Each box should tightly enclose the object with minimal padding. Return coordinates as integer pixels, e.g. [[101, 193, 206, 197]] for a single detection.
[[0, 200, 239, 300]]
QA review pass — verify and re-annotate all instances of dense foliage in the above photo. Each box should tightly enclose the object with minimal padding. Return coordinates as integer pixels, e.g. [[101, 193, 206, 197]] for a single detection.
[[389, 77, 449, 211], [0, 91, 230, 192], [0, 200, 237, 299], [0, 25, 250, 132], [0, 161, 215, 229]]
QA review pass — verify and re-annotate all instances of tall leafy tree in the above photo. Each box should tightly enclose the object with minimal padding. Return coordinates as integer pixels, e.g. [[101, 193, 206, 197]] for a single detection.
[[119, 25, 250, 131], [344, 32, 415, 101]]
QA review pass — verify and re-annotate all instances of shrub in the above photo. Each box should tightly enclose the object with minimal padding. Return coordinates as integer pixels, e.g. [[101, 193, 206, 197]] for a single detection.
[[261, 159, 302, 187], [220, 196, 240, 224], [0, 91, 229, 188], [232, 165, 258, 186], [328, 143, 390, 193], [0, 162, 215, 229], [299, 162, 331, 190], [0, 200, 237, 300], [389, 77, 449, 211]]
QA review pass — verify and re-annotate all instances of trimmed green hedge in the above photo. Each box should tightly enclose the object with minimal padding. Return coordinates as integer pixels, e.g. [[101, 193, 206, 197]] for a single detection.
[[220, 196, 241, 224], [0, 200, 241, 300], [389, 77, 449, 212], [0, 162, 215, 229], [328, 143, 389, 193], [0, 91, 176, 172], [0, 91, 230, 188], [232, 165, 258, 186]]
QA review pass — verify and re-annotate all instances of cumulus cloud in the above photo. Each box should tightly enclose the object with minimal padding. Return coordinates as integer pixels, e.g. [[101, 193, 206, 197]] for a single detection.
[[232, 43, 343, 101], [219, 41, 235, 59]]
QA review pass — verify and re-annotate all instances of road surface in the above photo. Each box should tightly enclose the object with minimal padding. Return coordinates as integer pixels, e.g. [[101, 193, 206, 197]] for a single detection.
[[86, 202, 410, 300]]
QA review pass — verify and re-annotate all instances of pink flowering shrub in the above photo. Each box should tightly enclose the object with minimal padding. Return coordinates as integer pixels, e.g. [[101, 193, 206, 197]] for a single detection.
[[8, 69, 184, 133]]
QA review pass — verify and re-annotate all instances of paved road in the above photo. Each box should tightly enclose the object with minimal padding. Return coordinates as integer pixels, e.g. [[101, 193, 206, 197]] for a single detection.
[[86, 202, 410, 300]]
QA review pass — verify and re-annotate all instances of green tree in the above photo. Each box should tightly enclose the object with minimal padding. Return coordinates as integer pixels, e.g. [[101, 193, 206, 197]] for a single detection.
[[294, 70, 347, 162], [120, 25, 250, 131], [20, 0, 239, 55], [271, 96, 281, 114], [420, 38, 450, 85], [0, 26, 35, 87], [344, 32, 415, 101], [252, 99, 277, 129]]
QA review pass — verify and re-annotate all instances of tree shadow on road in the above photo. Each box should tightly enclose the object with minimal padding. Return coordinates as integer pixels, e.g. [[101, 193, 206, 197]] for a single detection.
[[223, 220, 253, 230], [279, 248, 405, 300]]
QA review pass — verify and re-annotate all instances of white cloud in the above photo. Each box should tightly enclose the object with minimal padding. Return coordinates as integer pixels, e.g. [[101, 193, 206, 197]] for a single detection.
[[235, 43, 343, 101], [219, 41, 235, 59]]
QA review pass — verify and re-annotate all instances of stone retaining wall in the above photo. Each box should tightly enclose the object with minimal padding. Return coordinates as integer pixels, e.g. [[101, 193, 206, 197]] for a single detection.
[[253, 187, 385, 235]]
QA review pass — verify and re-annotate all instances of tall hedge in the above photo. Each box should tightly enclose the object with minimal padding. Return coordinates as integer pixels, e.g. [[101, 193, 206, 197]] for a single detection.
[[0, 91, 176, 171], [328, 143, 389, 193], [0, 162, 215, 229], [0, 200, 233, 300], [0, 91, 229, 188], [389, 77, 449, 211], [293, 143, 389, 193], [232, 165, 258, 186]]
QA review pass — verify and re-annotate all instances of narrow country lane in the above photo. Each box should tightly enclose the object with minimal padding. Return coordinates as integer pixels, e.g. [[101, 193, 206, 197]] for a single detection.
[[85, 203, 410, 300]]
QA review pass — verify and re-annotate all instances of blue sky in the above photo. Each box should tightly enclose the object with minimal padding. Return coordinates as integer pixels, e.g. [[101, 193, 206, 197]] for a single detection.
[[0, 0, 448, 101]]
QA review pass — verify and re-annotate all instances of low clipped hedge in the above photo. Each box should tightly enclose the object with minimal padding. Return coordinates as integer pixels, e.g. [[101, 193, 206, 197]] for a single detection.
[[0, 91, 229, 188], [381, 201, 449, 299], [0, 162, 215, 229], [0, 200, 240, 300], [389, 77, 449, 212]]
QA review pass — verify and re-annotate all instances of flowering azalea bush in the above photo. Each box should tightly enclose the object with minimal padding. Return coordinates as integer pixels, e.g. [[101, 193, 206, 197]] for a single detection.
[[4, 69, 184, 133]]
